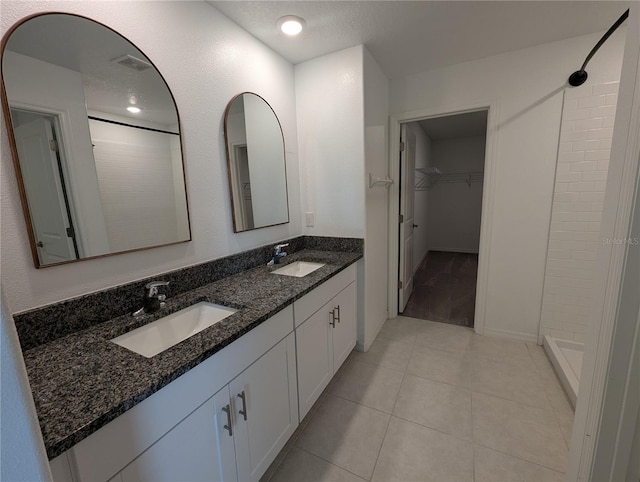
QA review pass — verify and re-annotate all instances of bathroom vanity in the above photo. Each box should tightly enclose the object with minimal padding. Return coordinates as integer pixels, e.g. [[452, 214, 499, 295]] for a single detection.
[[15, 240, 360, 482]]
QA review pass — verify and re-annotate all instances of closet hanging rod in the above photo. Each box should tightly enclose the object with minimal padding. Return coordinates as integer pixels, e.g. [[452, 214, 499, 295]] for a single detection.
[[568, 8, 629, 87]]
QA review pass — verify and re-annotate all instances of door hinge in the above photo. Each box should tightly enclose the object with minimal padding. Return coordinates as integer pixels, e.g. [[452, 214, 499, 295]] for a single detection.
[[399, 141, 405, 152], [399, 214, 404, 223], [398, 280, 403, 289], [49, 139, 58, 152], [66, 227, 75, 238]]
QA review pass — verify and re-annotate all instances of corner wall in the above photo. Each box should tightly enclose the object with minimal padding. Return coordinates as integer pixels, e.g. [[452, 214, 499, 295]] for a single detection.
[[295, 45, 365, 238], [1, 1, 301, 314], [390, 29, 625, 341]]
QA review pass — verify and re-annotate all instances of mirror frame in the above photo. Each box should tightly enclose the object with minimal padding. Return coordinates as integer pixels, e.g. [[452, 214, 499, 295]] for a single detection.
[[223, 92, 290, 233], [1, 12, 191, 268]]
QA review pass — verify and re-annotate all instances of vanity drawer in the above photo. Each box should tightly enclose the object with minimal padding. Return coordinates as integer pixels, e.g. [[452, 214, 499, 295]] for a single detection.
[[293, 264, 355, 326]]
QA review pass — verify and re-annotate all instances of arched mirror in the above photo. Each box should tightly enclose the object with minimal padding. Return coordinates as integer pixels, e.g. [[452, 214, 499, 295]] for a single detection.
[[1, 13, 191, 268], [224, 92, 289, 232]]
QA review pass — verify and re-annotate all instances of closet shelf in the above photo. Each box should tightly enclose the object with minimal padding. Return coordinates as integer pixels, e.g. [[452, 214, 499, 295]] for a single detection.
[[415, 170, 484, 190]]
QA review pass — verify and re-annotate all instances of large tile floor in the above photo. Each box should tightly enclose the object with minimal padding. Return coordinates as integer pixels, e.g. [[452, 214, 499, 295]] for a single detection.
[[261, 316, 575, 482]]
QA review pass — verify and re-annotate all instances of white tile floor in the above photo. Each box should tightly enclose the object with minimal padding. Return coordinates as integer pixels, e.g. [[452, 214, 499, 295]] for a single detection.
[[261, 316, 575, 482]]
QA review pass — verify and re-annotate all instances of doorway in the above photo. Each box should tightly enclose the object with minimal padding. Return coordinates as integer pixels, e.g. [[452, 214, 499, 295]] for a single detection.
[[398, 112, 487, 327], [10, 108, 80, 265], [388, 101, 498, 334]]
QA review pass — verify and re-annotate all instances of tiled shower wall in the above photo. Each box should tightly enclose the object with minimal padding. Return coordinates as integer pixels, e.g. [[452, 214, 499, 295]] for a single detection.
[[539, 82, 619, 344]]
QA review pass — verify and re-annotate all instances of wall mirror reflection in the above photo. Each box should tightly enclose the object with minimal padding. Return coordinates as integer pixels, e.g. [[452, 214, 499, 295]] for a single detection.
[[224, 92, 289, 232], [1, 13, 191, 268]]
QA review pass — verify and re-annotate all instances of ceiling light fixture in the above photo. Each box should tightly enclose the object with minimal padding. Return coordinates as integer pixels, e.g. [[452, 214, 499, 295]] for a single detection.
[[127, 106, 141, 114], [277, 15, 305, 36]]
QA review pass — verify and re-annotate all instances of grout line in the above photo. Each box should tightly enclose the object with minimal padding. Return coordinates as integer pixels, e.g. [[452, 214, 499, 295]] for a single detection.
[[294, 446, 368, 481], [472, 441, 567, 475]]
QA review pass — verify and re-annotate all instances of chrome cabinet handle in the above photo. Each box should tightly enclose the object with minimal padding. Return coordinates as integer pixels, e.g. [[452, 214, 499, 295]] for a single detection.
[[237, 391, 248, 421], [222, 404, 233, 436], [329, 310, 336, 328], [335, 305, 341, 323]]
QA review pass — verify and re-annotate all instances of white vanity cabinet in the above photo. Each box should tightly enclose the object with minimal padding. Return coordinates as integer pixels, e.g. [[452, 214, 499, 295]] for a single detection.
[[294, 265, 357, 420], [118, 333, 297, 482], [53, 306, 297, 482]]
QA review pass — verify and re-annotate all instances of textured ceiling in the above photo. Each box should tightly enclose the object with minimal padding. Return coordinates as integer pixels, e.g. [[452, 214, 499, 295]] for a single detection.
[[209, 1, 629, 79]]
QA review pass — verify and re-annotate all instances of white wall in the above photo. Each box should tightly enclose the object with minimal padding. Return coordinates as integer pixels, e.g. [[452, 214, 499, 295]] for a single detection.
[[1, 1, 301, 314], [539, 82, 619, 343], [407, 122, 432, 271], [0, 287, 51, 481], [3, 50, 110, 258], [426, 135, 485, 253], [390, 29, 625, 340], [295, 45, 365, 238], [362, 47, 389, 350]]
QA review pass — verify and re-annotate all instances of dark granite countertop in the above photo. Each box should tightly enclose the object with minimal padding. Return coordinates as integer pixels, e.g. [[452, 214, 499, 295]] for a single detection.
[[22, 249, 361, 459]]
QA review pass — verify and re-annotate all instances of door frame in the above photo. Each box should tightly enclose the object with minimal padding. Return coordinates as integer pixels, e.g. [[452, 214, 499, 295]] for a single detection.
[[388, 99, 500, 335]]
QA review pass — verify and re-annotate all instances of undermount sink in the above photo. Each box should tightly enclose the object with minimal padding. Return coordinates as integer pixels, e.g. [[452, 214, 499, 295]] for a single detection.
[[111, 302, 237, 358], [271, 261, 325, 277]]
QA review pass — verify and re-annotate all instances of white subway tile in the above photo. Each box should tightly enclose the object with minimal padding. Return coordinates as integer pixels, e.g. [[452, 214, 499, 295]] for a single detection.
[[584, 150, 611, 161], [591, 202, 604, 212], [575, 118, 603, 130], [553, 192, 580, 203], [581, 171, 608, 182], [572, 139, 602, 152], [599, 138, 613, 150], [556, 163, 570, 173], [605, 93, 618, 105], [580, 191, 605, 202], [592, 82, 619, 95], [570, 161, 598, 171], [564, 107, 592, 121], [602, 116, 616, 128], [578, 95, 606, 108], [563, 129, 588, 142], [573, 333, 587, 343], [555, 183, 569, 192], [563, 99, 579, 110], [556, 172, 584, 183], [550, 329, 577, 340], [558, 142, 573, 153], [568, 181, 597, 191], [565, 86, 593, 100], [587, 127, 614, 140], [597, 160, 610, 171], [573, 250, 598, 261], [590, 105, 616, 118], [559, 151, 585, 162], [594, 181, 607, 191]]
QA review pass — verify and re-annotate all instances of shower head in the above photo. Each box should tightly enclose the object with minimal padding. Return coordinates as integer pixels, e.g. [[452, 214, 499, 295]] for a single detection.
[[567, 9, 628, 88], [568, 70, 588, 87]]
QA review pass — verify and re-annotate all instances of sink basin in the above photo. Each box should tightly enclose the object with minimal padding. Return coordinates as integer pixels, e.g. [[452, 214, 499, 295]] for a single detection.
[[271, 261, 325, 277], [111, 302, 237, 358]]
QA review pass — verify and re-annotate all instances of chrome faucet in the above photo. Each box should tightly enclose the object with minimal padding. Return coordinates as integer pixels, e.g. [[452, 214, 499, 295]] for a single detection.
[[267, 243, 289, 266], [133, 281, 169, 316]]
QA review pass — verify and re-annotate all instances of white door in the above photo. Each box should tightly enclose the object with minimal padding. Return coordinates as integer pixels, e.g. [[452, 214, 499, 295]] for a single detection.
[[398, 124, 416, 311], [231, 333, 298, 482], [296, 304, 333, 421], [120, 389, 236, 482], [331, 282, 357, 372], [14, 116, 76, 264]]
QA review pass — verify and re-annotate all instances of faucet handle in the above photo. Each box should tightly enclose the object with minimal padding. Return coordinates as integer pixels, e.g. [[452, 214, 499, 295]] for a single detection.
[[274, 243, 289, 254], [145, 280, 169, 297]]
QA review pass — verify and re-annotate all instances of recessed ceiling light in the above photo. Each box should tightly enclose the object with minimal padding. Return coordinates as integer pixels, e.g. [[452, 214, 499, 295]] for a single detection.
[[277, 15, 305, 36], [127, 106, 141, 114]]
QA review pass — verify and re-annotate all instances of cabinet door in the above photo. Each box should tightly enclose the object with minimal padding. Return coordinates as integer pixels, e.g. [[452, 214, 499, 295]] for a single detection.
[[296, 300, 334, 421], [231, 333, 298, 482], [119, 386, 237, 482], [331, 282, 357, 372]]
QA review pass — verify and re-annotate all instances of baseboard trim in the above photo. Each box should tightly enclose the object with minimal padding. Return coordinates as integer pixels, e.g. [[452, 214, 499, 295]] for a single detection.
[[482, 327, 538, 343], [358, 310, 388, 352]]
